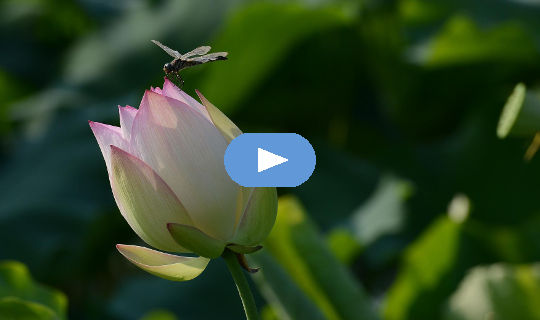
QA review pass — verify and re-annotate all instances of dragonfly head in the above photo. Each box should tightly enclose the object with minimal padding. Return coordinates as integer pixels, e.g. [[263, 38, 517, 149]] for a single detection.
[[163, 62, 174, 74]]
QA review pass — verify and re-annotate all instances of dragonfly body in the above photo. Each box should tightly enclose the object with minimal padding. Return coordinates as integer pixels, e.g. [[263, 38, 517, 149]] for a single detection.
[[163, 55, 225, 75], [152, 40, 228, 85]]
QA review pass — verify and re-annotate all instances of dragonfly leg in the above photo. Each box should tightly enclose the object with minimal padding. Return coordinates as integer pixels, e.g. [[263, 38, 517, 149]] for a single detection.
[[177, 74, 185, 88], [164, 72, 184, 88]]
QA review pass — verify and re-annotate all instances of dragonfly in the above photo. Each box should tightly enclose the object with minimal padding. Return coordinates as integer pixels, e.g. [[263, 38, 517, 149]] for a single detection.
[[151, 40, 228, 86]]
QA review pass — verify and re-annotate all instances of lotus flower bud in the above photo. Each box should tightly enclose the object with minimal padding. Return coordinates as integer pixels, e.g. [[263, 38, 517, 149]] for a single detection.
[[89, 79, 277, 281]]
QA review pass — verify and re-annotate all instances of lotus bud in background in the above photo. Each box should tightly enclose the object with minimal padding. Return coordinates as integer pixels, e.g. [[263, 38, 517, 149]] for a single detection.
[[497, 83, 540, 139], [89, 78, 277, 281], [497, 83, 540, 160]]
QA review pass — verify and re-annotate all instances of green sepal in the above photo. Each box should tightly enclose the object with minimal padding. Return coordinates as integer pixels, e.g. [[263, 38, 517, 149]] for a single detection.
[[167, 223, 226, 258], [226, 244, 263, 254], [116, 244, 209, 281]]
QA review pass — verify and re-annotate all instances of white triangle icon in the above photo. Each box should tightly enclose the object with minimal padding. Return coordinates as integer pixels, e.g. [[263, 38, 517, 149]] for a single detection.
[[258, 148, 288, 172]]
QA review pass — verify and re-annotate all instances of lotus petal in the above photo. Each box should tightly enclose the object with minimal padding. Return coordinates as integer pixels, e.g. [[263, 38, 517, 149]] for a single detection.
[[118, 105, 138, 141], [234, 186, 254, 228], [110, 146, 193, 252], [196, 89, 242, 143], [150, 86, 162, 94], [130, 90, 238, 240], [89, 121, 129, 174], [232, 187, 278, 246], [162, 78, 211, 121]]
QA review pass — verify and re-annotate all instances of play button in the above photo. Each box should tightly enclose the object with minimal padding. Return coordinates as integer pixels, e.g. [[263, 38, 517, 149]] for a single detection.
[[258, 148, 288, 172], [224, 133, 316, 187]]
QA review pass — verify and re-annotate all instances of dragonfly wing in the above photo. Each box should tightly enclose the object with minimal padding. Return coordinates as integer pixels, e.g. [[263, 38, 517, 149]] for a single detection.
[[182, 46, 211, 58], [188, 52, 228, 63], [151, 40, 182, 58]]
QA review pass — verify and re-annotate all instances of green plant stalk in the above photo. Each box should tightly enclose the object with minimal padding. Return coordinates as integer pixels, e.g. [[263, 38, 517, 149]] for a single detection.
[[222, 249, 259, 320]]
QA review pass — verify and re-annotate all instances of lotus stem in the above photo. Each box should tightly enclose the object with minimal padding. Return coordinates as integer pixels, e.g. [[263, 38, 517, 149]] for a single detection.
[[222, 248, 259, 320]]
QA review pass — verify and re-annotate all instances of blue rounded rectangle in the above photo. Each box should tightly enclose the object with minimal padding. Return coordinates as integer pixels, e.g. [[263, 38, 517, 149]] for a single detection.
[[224, 133, 316, 187]]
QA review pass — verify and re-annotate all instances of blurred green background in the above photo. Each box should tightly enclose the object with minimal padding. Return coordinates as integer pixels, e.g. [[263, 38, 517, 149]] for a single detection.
[[2, 0, 540, 319]]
